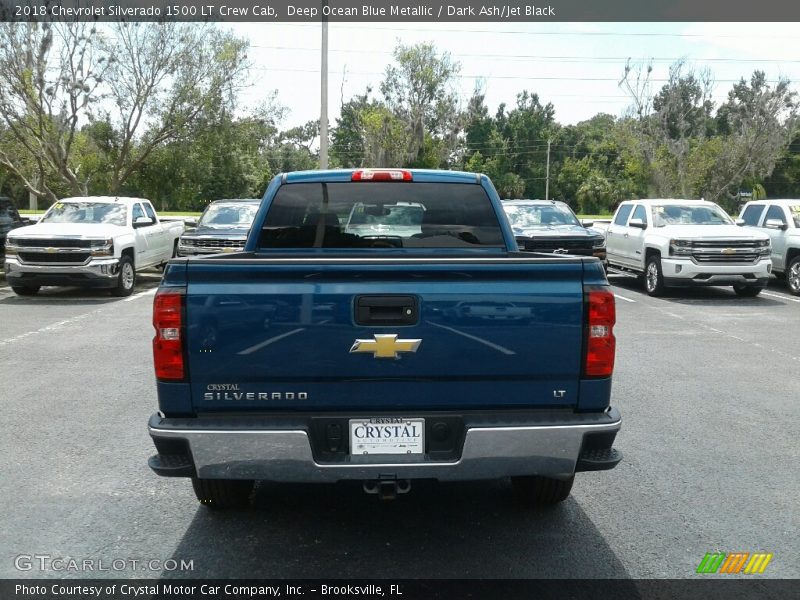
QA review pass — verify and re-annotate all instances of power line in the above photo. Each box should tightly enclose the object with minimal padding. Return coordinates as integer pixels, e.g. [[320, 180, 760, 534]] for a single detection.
[[249, 44, 800, 64], [249, 66, 793, 84], [257, 24, 799, 39]]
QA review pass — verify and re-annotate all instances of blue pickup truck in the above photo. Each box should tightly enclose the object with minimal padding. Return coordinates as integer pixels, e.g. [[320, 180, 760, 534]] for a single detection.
[[147, 169, 622, 509]]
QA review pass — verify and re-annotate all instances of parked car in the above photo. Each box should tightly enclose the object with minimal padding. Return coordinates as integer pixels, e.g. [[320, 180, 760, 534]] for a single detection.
[[344, 201, 426, 242], [4, 196, 184, 296], [606, 199, 772, 297], [738, 199, 800, 295], [0, 196, 32, 255], [177, 198, 260, 256], [147, 168, 621, 509], [501, 199, 606, 265]]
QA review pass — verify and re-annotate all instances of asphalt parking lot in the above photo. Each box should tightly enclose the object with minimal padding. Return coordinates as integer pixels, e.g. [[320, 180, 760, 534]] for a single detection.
[[0, 269, 797, 580]]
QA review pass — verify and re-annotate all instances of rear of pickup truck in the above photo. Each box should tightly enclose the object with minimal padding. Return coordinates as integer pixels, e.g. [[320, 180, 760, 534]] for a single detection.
[[148, 169, 621, 508]]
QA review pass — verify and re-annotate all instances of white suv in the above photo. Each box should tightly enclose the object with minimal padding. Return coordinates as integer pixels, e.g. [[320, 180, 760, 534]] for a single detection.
[[606, 199, 771, 297]]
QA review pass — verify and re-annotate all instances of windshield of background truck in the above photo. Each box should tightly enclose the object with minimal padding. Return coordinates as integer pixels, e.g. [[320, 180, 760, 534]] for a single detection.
[[199, 203, 259, 228], [503, 203, 581, 228], [40, 202, 127, 226], [258, 182, 505, 248], [347, 203, 424, 229], [0, 199, 19, 223], [652, 204, 733, 227]]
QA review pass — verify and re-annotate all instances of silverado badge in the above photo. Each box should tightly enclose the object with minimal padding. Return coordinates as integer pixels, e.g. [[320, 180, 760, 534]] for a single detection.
[[349, 334, 422, 359]]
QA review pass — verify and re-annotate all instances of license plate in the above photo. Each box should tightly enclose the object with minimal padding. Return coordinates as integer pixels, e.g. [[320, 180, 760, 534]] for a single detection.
[[349, 418, 425, 455]]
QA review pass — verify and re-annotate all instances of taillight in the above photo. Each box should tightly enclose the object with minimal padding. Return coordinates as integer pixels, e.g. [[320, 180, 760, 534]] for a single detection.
[[351, 169, 413, 181], [584, 287, 616, 378], [153, 289, 185, 381]]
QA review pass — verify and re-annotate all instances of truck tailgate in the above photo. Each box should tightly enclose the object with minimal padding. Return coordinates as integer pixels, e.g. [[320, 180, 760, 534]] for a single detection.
[[183, 257, 586, 412]]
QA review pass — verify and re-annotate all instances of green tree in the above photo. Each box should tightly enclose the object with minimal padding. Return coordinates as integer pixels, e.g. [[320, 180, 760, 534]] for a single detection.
[[707, 71, 797, 209], [331, 91, 370, 168], [0, 22, 248, 203], [576, 171, 615, 214], [0, 22, 109, 202], [763, 128, 800, 197], [100, 22, 249, 193], [620, 63, 796, 208], [380, 42, 462, 166], [496, 91, 557, 198]]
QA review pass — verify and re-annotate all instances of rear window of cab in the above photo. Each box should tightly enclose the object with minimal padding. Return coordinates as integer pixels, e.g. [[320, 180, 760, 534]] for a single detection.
[[257, 182, 505, 249]]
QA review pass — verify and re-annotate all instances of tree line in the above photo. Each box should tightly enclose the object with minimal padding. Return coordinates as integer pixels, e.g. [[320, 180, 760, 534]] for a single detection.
[[1, 22, 798, 214]]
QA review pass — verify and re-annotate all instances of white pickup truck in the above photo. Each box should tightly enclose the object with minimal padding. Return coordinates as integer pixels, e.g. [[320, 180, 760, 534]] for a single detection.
[[4, 196, 184, 296], [606, 199, 772, 297], [738, 199, 800, 295]]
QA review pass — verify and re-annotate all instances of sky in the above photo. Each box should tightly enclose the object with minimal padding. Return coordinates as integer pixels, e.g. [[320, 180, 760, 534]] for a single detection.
[[226, 21, 800, 129]]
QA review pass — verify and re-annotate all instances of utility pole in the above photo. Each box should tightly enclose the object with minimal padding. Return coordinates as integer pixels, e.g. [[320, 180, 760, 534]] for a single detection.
[[545, 137, 551, 201], [319, 0, 329, 170]]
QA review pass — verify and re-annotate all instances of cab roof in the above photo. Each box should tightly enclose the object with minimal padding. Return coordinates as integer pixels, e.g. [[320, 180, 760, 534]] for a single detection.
[[744, 199, 800, 204], [502, 199, 566, 205], [282, 169, 483, 185], [620, 199, 715, 205], [59, 196, 152, 204]]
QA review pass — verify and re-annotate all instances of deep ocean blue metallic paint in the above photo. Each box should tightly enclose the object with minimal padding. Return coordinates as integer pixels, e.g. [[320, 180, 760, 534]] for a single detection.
[[155, 169, 613, 417]]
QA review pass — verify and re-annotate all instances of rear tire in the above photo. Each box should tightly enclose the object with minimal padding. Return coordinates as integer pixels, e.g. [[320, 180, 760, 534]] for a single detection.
[[111, 255, 135, 297], [644, 255, 665, 296], [512, 475, 574, 506], [11, 285, 40, 296], [191, 478, 254, 510], [733, 285, 763, 297], [787, 256, 800, 296]]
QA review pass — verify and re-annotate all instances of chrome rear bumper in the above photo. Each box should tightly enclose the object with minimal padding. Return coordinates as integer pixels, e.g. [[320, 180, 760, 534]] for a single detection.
[[148, 408, 622, 482]]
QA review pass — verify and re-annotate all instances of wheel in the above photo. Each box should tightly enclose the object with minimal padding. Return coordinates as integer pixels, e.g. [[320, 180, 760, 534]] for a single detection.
[[644, 255, 665, 296], [191, 478, 254, 509], [11, 285, 40, 296], [512, 475, 574, 507], [158, 241, 179, 270], [733, 285, 763, 297], [111, 255, 135, 297], [787, 256, 800, 296]]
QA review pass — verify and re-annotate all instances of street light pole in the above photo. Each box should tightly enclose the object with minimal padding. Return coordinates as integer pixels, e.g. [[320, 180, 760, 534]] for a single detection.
[[545, 137, 551, 201], [319, 1, 329, 170]]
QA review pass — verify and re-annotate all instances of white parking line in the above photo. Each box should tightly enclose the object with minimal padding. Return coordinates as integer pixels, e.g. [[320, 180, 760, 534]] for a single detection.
[[613, 293, 636, 303], [237, 328, 306, 355], [761, 291, 800, 303], [638, 296, 800, 362], [426, 320, 516, 355], [123, 288, 158, 302], [0, 310, 101, 347]]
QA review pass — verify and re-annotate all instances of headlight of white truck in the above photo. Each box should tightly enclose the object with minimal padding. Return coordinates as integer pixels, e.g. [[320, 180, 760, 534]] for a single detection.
[[758, 239, 771, 256], [90, 238, 114, 257], [669, 239, 693, 256], [4, 237, 19, 256]]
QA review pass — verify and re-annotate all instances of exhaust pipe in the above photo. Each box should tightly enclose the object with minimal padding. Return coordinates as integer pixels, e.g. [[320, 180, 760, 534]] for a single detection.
[[363, 479, 411, 500]]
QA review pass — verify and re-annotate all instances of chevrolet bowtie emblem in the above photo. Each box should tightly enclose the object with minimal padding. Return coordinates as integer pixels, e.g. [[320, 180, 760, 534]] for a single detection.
[[349, 334, 422, 359]]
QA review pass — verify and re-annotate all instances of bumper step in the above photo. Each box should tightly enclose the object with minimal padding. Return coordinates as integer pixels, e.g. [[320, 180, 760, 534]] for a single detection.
[[148, 453, 196, 477], [576, 447, 622, 472]]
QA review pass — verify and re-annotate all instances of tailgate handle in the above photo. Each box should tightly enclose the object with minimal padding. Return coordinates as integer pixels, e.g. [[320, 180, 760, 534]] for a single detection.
[[355, 295, 418, 326]]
